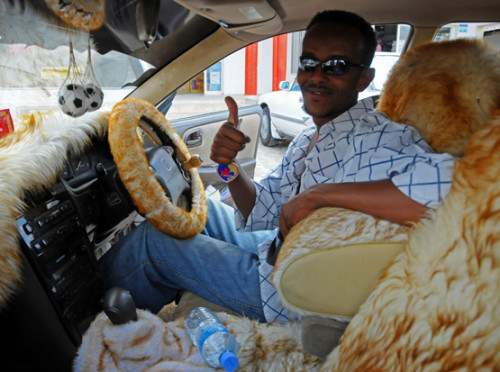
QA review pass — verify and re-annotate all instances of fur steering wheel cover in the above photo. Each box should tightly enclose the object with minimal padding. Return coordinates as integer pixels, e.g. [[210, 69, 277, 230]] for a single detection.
[[109, 98, 207, 239]]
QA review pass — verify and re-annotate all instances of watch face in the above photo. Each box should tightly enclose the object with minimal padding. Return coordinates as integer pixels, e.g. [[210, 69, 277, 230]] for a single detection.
[[217, 162, 239, 183]]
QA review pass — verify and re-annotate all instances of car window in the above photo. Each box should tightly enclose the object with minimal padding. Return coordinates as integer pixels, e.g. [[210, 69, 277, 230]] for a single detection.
[[435, 22, 500, 51], [370, 53, 400, 91], [168, 23, 411, 118], [0, 43, 153, 123], [167, 24, 411, 179]]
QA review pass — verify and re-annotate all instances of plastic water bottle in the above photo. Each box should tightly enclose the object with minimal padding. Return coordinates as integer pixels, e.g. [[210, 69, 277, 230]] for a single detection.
[[184, 307, 239, 371]]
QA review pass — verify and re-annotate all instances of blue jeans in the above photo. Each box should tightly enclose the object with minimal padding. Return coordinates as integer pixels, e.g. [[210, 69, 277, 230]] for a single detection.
[[98, 197, 275, 321]]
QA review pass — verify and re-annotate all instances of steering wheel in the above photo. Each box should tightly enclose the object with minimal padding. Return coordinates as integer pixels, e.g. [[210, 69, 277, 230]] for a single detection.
[[108, 97, 207, 239]]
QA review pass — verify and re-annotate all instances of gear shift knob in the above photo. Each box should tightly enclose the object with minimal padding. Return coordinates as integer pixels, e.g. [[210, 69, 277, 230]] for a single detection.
[[103, 287, 138, 325]]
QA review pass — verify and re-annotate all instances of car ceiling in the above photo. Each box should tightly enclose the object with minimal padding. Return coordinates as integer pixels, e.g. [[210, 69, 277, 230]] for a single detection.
[[94, 0, 500, 57], [3, 0, 500, 73]]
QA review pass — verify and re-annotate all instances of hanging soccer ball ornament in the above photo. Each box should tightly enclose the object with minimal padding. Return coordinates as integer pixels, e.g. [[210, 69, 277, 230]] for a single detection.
[[85, 83, 104, 111], [58, 83, 90, 118]]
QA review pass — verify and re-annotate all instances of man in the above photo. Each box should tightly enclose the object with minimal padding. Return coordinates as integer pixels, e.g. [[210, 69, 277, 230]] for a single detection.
[[99, 10, 454, 323]]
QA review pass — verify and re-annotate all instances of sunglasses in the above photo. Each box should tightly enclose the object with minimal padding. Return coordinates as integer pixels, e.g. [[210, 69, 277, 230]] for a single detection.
[[299, 56, 367, 76]]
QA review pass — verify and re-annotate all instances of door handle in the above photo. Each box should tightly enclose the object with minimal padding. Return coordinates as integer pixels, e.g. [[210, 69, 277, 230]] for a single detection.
[[184, 129, 202, 147]]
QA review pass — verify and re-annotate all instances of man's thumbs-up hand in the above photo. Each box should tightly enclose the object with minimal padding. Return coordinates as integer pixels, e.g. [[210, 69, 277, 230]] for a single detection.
[[210, 96, 250, 165]]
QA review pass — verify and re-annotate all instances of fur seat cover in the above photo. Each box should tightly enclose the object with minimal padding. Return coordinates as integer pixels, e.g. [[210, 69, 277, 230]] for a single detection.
[[322, 111, 500, 372]]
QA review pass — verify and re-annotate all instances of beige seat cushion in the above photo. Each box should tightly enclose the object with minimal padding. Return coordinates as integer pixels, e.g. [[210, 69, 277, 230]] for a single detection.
[[279, 241, 405, 318]]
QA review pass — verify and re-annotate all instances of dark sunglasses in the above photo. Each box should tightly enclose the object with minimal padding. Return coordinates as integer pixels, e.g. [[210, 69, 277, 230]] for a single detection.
[[299, 56, 366, 76]]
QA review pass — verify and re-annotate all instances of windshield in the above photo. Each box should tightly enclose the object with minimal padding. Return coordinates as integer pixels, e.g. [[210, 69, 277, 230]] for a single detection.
[[0, 42, 152, 123], [0, 0, 201, 126]]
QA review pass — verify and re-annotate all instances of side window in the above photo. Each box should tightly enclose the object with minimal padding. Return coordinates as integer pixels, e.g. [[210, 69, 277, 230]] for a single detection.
[[168, 23, 411, 121], [435, 23, 500, 51], [165, 24, 411, 185], [368, 24, 410, 94], [289, 31, 306, 75], [374, 24, 411, 53]]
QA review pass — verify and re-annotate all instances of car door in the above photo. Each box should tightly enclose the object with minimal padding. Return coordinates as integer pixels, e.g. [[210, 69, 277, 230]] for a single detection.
[[166, 98, 263, 191]]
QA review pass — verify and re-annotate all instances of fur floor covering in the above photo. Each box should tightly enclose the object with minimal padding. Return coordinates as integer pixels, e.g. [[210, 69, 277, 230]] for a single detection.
[[74, 309, 322, 372], [0, 111, 109, 309]]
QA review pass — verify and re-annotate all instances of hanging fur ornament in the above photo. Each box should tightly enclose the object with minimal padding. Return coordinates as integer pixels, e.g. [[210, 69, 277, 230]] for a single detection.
[[83, 33, 104, 112], [44, 0, 105, 31], [58, 41, 90, 117]]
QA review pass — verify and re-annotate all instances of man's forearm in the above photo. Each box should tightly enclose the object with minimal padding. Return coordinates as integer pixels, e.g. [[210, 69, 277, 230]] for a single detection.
[[227, 170, 257, 220], [279, 179, 429, 236], [304, 179, 429, 225]]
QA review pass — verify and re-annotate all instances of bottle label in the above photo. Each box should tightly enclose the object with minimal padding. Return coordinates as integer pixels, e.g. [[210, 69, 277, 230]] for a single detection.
[[198, 324, 229, 349]]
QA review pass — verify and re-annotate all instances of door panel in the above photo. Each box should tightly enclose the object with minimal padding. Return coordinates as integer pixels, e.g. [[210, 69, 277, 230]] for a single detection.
[[171, 104, 263, 189]]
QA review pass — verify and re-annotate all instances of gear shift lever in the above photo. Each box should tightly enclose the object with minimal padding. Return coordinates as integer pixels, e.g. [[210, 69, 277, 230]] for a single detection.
[[103, 287, 138, 325]]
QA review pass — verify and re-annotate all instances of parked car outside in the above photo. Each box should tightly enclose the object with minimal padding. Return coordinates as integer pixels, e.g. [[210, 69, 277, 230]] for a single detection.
[[257, 52, 400, 146]]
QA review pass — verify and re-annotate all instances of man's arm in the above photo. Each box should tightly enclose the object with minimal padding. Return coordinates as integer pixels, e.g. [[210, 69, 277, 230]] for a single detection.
[[210, 96, 256, 219], [279, 179, 428, 237]]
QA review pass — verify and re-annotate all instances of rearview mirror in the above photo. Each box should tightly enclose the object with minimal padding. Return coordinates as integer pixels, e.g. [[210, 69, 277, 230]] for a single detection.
[[279, 81, 290, 90]]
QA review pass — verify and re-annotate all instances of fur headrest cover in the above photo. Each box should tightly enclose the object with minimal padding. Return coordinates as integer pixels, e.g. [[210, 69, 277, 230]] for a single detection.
[[377, 39, 500, 157]]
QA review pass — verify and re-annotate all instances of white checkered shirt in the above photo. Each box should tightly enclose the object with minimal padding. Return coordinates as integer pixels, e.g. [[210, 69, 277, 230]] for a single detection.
[[235, 98, 455, 323]]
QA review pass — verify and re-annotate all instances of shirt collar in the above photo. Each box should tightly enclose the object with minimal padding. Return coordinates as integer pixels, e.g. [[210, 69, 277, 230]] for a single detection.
[[322, 97, 375, 134]]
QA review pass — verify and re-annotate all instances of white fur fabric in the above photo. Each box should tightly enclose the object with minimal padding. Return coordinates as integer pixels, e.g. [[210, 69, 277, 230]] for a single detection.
[[0, 111, 109, 309], [74, 309, 322, 371]]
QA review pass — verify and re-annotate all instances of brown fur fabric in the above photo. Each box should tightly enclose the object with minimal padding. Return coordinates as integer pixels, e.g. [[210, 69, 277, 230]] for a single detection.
[[44, 0, 105, 31], [377, 39, 500, 157], [108, 98, 208, 239], [0, 112, 109, 309], [322, 114, 500, 372]]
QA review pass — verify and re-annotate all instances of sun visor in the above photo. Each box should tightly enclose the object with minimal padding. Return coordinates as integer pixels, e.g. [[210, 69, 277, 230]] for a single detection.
[[175, 0, 283, 36]]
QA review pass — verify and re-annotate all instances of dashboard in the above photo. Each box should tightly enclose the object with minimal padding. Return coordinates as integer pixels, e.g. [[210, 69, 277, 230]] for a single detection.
[[1, 114, 213, 371], [8, 136, 139, 370]]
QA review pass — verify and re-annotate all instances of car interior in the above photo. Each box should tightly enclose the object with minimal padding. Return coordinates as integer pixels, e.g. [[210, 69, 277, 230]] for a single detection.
[[0, 0, 499, 371]]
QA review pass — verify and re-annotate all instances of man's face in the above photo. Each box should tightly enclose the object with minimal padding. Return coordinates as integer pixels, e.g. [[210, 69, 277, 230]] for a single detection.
[[297, 22, 374, 127]]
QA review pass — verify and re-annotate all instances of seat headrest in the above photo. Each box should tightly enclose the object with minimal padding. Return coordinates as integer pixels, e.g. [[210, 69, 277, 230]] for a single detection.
[[377, 39, 500, 157]]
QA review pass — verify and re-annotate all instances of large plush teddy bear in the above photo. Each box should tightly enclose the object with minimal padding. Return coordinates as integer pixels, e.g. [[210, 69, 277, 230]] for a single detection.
[[74, 38, 500, 371]]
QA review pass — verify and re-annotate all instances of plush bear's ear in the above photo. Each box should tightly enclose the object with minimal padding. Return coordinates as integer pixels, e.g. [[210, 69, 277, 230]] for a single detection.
[[377, 39, 500, 157]]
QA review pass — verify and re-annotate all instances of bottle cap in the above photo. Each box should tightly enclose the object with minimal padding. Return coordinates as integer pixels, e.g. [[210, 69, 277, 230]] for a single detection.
[[220, 351, 239, 371]]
